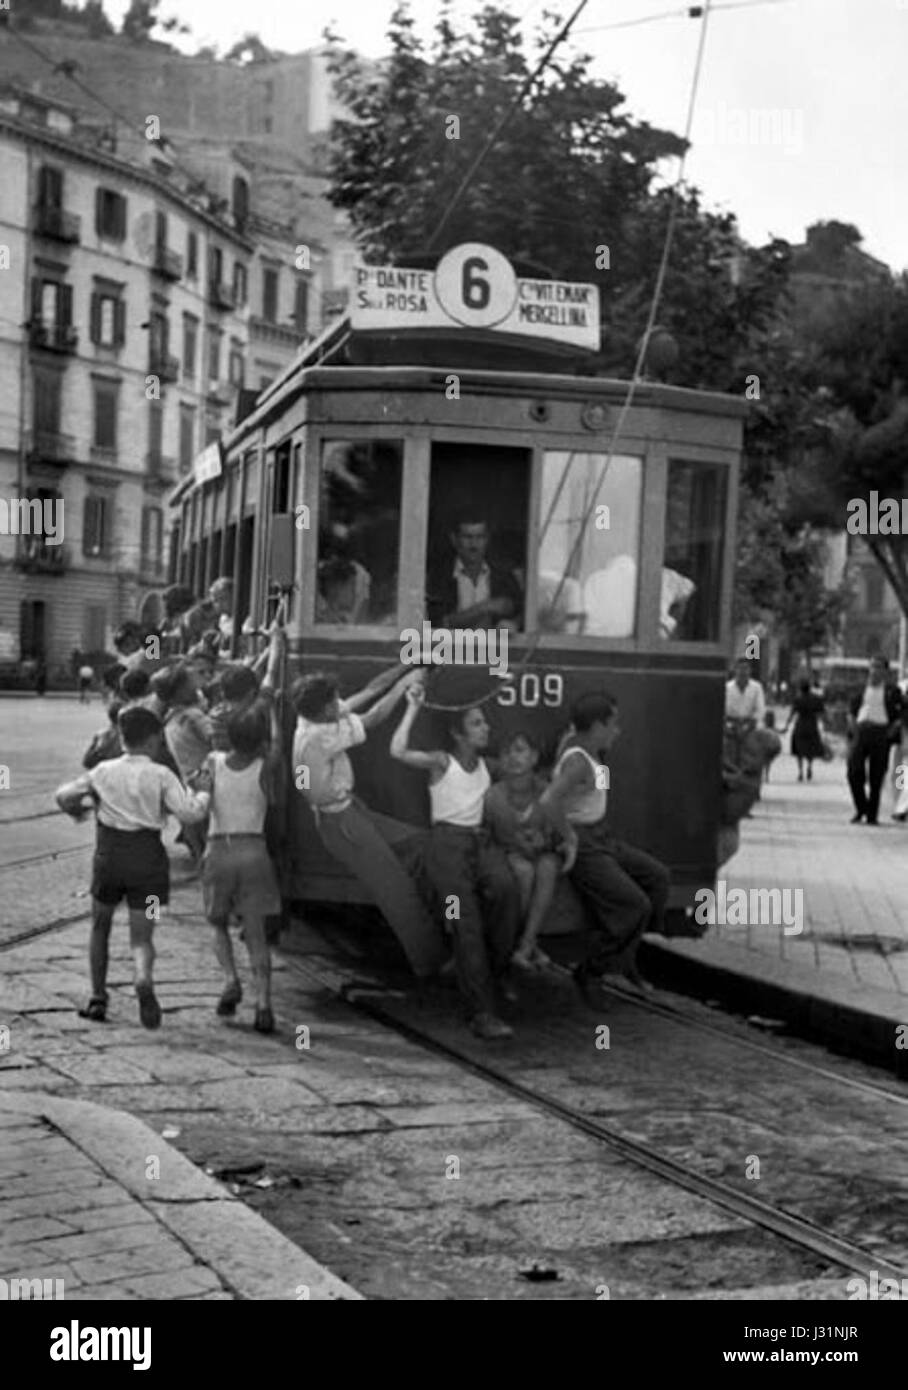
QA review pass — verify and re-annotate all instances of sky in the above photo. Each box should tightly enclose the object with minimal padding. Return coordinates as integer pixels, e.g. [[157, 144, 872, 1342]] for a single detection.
[[99, 0, 908, 272]]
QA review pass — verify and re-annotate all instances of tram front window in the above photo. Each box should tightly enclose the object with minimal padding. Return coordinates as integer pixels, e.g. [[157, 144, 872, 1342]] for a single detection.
[[316, 439, 403, 626], [537, 452, 643, 637], [662, 460, 727, 641]]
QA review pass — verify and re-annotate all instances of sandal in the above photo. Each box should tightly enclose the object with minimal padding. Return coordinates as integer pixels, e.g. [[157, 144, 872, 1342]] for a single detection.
[[216, 980, 243, 1017], [78, 997, 107, 1023]]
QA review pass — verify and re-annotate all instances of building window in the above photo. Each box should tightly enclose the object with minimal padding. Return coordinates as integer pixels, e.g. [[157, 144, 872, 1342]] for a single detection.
[[148, 399, 163, 466], [293, 277, 309, 335], [179, 405, 196, 473], [209, 245, 223, 288], [186, 230, 198, 279], [37, 165, 63, 209], [208, 330, 221, 383], [141, 505, 164, 573], [95, 188, 126, 240], [155, 209, 168, 250], [83, 495, 109, 558], [232, 176, 249, 233], [149, 310, 169, 360], [93, 380, 119, 451], [90, 290, 125, 347], [262, 267, 278, 323], [233, 262, 247, 306], [228, 345, 244, 388], [182, 314, 198, 379], [33, 368, 62, 436], [31, 277, 72, 328]]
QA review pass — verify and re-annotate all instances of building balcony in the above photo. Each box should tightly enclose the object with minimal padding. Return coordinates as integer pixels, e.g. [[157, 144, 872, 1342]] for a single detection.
[[27, 429, 77, 466], [249, 315, 301, 347], [152, 245, 183, 281], [15, 541, 68, 575], [206, 380, 235, 407], [148, 350, 180, 383], [208, 279, 236, 312], [146, 452, 177, 482], [30, 321, 78, 354], [32, 204, 81, 244]]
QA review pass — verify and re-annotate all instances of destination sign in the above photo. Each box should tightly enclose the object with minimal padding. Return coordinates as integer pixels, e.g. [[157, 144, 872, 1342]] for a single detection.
[[350, 242, 600, 351]]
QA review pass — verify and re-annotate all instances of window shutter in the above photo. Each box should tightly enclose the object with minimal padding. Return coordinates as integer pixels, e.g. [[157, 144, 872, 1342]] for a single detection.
[[115, 298, 126, 346], [83, 497, 98, 554], [31, 277, 42, 324], [59, 283, 73, 327], [116, 194, 127, 240], [95, 187, 104, 237], [141, 506, 150, 563], [90, 292, 100, 344]]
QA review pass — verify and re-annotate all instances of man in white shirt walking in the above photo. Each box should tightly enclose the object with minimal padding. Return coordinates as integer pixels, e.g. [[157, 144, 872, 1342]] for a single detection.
[[725, 658, 766, 729], [847, 655, 903, 825]]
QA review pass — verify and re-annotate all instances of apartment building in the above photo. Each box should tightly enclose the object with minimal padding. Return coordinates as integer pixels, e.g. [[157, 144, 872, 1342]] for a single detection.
[[0, 85, 254, 679]]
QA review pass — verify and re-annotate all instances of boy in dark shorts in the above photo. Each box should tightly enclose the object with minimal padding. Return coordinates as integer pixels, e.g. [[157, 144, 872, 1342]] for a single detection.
[[55, 706, 211, 1028]]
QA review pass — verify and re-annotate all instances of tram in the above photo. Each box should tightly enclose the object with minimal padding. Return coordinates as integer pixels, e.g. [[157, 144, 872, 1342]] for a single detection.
[[169, 243, 746, 936]]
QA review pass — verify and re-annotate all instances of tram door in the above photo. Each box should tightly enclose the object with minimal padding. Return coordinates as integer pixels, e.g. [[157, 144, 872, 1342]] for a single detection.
[[426, 442, 531, 629]]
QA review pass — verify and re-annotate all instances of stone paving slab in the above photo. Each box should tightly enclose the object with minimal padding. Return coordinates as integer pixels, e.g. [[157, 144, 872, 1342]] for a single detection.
[[0, 1090, 361, 1301]]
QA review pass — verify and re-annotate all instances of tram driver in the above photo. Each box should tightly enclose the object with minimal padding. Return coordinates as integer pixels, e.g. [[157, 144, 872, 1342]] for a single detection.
[[426, 512, 522, 631]]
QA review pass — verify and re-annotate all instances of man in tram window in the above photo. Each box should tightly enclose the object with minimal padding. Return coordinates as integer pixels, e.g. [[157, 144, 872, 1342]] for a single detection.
[[426, 512, 523, 631], [183, 577, 235, 654]]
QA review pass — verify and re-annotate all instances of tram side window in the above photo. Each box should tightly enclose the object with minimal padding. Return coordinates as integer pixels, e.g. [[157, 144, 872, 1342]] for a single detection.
[[316, 439, 403, 626], [536, 452, 642, 637], [661, 460, 727, 641]]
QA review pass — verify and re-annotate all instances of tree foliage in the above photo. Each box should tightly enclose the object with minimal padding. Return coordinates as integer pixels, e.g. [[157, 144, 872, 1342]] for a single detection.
[[323, 3, 853, 643]]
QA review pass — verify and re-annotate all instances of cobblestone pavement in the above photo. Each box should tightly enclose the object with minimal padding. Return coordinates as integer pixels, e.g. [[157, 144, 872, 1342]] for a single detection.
[[710, 743, 908, 996]]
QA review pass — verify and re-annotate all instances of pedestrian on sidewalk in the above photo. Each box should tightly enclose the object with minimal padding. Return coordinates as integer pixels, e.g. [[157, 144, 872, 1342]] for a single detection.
[[197, 699, 285, 1035], [846, 655, 903, 825], [55, 706, 211, 1029], [782, 678, 825, 781], [78, 662, 94, 703], [391, 682, 521, 1040], [291, 663, 446, 979], [542, 691, 670, 1000]]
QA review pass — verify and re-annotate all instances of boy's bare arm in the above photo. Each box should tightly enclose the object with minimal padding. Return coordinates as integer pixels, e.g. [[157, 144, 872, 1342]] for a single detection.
[[162, 769, 210, 824], [390, 683, 448, 773], [361, 669, 423, 730], [56, 773, 95, 820], [344, 662, 406, 713]]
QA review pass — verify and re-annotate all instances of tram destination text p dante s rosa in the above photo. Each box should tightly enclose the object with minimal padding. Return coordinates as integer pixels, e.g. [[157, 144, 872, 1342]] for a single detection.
[[400, 623, 509, 675]]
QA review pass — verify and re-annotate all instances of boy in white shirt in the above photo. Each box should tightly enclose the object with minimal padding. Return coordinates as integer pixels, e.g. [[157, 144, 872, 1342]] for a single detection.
[[56, 706, 210, 1028]]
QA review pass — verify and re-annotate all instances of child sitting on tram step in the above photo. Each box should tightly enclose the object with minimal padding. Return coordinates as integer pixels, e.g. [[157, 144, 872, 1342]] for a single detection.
[[483, 729, 576, 971], [152, 661, 213, 863], [542, 691, 670, 1002], [55, 706, 211, 1028], [391, 682, 521, 1041], [291, 664, 447, 980], [196, 699, 285, 1034]]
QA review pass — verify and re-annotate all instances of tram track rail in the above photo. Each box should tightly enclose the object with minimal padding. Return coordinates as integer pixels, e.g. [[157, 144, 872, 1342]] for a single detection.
[[280, 948, 908, 1286]]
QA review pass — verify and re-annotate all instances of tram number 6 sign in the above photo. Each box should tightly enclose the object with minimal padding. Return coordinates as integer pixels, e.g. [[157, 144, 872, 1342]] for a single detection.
[[435, 243, 518, 329], [497, 672, 563, 708]]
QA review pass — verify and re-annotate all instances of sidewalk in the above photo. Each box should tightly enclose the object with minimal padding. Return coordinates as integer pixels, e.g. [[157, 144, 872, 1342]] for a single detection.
[[0, 1091, 360, 1301], [646, 749, 908, 1070]]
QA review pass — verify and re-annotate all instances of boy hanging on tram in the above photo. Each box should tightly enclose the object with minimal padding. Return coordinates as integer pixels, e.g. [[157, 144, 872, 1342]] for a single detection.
[[542, 691, 670, 1002], [390, 681, 521, 1041], [290, 664, 447, 980]]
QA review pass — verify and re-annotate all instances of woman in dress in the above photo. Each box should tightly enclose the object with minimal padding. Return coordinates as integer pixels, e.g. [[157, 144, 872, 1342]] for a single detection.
[[783, 678, 825, 781]]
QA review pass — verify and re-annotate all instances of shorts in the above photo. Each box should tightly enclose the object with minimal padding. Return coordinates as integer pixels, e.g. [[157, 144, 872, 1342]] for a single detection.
[[91, 825, 169, 910], [202, 836, 281, 925]]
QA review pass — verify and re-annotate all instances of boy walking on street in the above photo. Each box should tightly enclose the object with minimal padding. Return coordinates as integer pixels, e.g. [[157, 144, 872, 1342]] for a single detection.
[[55, 706, 211, 1028]]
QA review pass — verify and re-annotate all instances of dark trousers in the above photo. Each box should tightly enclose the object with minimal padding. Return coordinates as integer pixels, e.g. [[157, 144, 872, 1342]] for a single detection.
[[847, 724, 891, 822], [317, 799, 446, 977], [570, 821, 670, 973], [425, 825, 520, 1016]]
